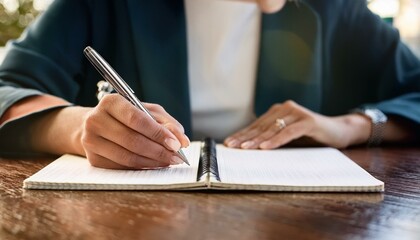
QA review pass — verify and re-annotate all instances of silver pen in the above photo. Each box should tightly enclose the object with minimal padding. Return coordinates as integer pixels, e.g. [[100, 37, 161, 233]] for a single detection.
[[83, 46, 190, 166]]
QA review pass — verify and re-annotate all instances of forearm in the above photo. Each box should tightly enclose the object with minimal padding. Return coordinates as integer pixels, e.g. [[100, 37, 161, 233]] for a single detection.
[[29, 106, 90, 156], [383, 116, 416, 143], [0, 94, 85, 156]]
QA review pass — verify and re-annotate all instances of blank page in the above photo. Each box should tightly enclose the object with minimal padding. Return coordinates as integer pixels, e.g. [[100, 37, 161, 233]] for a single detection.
[[23, 142, 202, 190], [216, 146, 384, 190]]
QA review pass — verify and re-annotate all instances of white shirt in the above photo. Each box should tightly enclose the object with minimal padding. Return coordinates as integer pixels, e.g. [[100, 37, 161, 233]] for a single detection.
[[185, 0, 261, 141]]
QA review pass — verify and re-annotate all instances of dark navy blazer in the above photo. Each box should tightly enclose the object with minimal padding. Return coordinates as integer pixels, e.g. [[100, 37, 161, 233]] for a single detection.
[[0, 0, 419, 153]]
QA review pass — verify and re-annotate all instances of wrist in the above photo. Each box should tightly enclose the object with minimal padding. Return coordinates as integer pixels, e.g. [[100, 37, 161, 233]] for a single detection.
[[352, 108, 387, 146], [339, 114, 372, 146]]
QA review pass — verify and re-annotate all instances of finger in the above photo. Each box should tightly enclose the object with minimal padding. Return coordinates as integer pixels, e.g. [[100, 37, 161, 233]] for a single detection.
[[240, 115, 299, 149], [89, 111, 183, 164], [98, 95, 182, 152], [224, 124, 265, 148], [83, 133, 178, 169], [257, 0, 287, 14], [259, 119, 310, 149], [224, 103, 292, 148], [164, 123, 190, 148], [224, 112, 277, 147], [145, 103, 185, 131], [87, 152, 169, 170], [143, 102, 190, 147], [86, 152, 135, 170]]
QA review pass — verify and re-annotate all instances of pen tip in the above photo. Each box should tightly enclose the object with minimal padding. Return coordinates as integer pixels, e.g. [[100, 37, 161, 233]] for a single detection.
[[178, 150, 190, 166]]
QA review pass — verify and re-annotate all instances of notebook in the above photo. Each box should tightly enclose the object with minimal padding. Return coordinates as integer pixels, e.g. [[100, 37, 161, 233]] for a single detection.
[[23, 138, 384, 192]]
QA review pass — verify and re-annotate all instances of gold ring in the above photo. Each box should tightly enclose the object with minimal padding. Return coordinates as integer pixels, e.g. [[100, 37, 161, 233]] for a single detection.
[[275, 118, 287, 129]]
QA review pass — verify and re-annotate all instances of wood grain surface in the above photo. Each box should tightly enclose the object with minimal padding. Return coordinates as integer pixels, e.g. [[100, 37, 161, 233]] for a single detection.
[[1, 147, 420, 240]]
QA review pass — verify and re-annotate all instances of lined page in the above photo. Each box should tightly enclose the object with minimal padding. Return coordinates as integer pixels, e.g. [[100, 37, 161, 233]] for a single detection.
[[216, 146, 384, 190], [24, 142, 202, 190]]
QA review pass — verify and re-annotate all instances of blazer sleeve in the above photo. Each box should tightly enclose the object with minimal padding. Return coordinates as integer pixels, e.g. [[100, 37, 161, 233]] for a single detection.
[[0, 0, 91, 103], [335, 0, 420, 135], [0, 0, 91, 155]]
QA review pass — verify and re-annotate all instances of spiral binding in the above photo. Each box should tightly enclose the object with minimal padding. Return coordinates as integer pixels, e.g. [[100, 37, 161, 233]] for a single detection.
[[197, 138, 221, 182]]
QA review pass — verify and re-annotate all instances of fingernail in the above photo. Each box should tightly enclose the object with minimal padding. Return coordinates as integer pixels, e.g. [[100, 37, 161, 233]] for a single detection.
[[226, 139, 239, 148], [260, 141, 270, 149], [241, 140, 255, 149], [170, 155, 184, 165], [165, 138, 181, 152], [184, 134, 190, 145]]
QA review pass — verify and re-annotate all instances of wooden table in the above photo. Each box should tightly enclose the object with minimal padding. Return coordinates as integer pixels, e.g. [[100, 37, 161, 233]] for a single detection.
[[1, 147, 420, 240]]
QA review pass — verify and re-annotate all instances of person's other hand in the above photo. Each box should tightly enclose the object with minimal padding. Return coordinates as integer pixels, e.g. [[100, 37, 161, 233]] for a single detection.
[[224, 100, 372, 149], [257, 0, 287, 14]]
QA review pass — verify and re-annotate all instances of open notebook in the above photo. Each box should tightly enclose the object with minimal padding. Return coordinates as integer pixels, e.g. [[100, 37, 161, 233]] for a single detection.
[[23, 138, 384, 192]]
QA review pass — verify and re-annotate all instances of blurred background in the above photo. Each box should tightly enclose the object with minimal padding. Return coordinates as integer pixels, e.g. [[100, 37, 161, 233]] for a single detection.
[[369, 0, 420, 57], [0, 0, 52, 61], [0, 0, 420, 61], [0, 0, 52, 44]]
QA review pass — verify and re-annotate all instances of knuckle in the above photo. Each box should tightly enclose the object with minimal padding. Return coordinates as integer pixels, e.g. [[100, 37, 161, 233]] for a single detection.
[[173, 122, 185, 133], [155, 104, 165, 112], [82, 112, 101, 136], [164, 122, 184, 133], [151, 126, 166, 140], [80, 132, 93, 149], [152, 104, 165, 112], [284, 100, 296, 106], [269, 103, 282, 112], [148, 103, 165, 112], [83, 113, 96, 130], [126, 110, 141, 127], [98, 94, 116, 108]]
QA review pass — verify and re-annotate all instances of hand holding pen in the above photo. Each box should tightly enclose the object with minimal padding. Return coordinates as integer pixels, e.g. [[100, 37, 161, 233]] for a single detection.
[[82, 46, 190, 169]]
